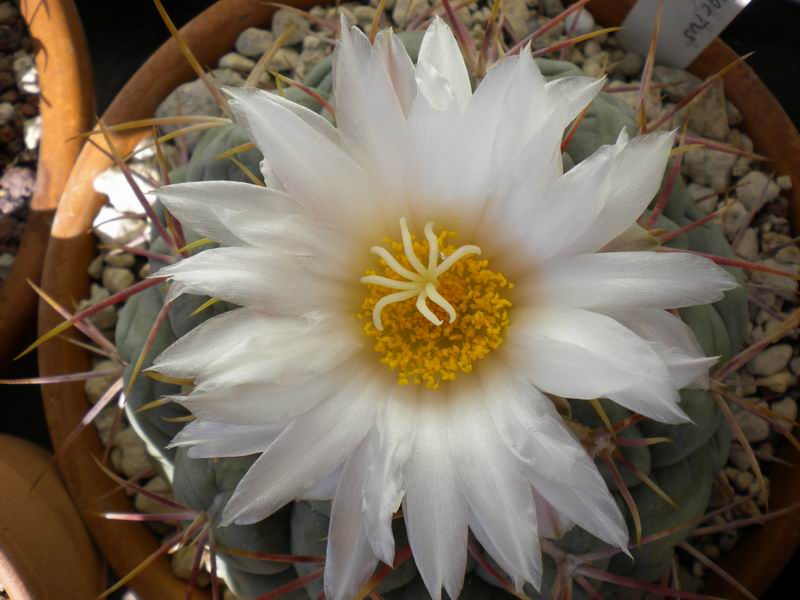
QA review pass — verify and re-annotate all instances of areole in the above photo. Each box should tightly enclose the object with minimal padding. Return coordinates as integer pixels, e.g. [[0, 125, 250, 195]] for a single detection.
[[35, 1, 800, 599]]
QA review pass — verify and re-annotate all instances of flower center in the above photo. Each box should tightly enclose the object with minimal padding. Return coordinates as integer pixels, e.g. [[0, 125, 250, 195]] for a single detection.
[[359, 218, 512, 389]]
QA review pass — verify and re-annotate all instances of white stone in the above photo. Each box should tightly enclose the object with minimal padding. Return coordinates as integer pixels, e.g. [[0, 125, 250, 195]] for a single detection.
[[272, 8, 310, 46], [583, 40, 603, 58], [771, 397, 797, 432], [565, 8, 595, 35], [0, 252, 14, 278], [155, 69, 243, 149], [750, 259, 798, 301], [719, 201, 748, 240], [111, 428, 152, 479], [755, 371, 796, 394], [84, 360, 119, 404], [0, 102, 13, 125], [235, 27, 275, 58], [619, 51, 643, 77], [102, 266, 135, 295], [23, 115, 41, 150], [682, 147, 736, 192], [736, 171, 781, 211], [503, 0, 531, 39], [172, 544, 210, 585], [92, 165, 156, 245], [0, 2, 17, 25], [747, 344, 793, 376], [87, 255, 104, 280], [392, 0, 429, 28], [686, 79, 729, 141], [352, 5, 377, 29], [734, 410, 770, 443], [218, 52, 255, 73], [736, 228, 759, 261], [79, 284, 117, 330], [104, 252, 136, 268], [134, 476, 176, 515], [653, 66, 701, 101], [777, 175, 793, 190], [726, 100, 743, 125], [13, 53, 38, 94]]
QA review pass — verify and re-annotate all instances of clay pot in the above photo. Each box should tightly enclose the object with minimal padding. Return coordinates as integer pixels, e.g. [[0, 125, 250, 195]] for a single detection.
[[0, 434, 103, 598], [37, 0, 799, 598], [0, 0, 94, 364]]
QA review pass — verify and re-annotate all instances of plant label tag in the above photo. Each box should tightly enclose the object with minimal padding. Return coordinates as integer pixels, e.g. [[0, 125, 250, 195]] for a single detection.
[[616, 0, 752, 69]]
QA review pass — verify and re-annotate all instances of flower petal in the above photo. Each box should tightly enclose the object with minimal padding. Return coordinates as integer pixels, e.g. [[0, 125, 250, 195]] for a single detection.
[[605, 308, 718, 389], [155, 180, 306, 247], [448, 379, 542, 591], [169, 420, 282, 458], [478, 367, 628, 550], [416, 17, 471, 112], [324, 438, 380, 600], [535, 251, 737, 310], [155, 246, 354, 314], [363, 388, 418, 565], [557, 129, 676, 257], [402, 391, 468, 600], [506, 306, 689, 423], [224, 87, 382, 237], [375, 28, 417, 116], [222, 371, 385, 525], [333, 19, 409, 219], [152, 308, 361, 389]]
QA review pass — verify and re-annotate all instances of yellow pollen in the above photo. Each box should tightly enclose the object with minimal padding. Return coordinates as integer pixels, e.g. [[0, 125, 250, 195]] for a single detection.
[[358, 219, 512, 389]]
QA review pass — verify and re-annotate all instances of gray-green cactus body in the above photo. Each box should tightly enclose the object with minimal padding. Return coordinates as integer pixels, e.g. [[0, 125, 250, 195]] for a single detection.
[[118, 35, 748, 599]]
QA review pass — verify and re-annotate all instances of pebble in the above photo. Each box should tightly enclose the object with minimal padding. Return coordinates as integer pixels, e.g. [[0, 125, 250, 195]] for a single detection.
[[0, 2, 16, 26], [503, 0, 530, 39], [392, 0, 429, 28], [682, 147, 736, 192], [0, 251, 13, 277], [172, 544, 210, 585], [582, 52, 609, 78], [583, 40, 603, 58], [686, 80, 729, 141], [541, 0, 565, 18], [271, 8, 310, 46], [110, 427, 152, 479], [0, 101, 12, 125], [134, 476, 176, 515], [719, 200, 748, 240], [755, 371, 795, 394], [79, 284, 118, 330], [735, 410, 770, 443], [88, 255, 104, 280], [23, 115, 40, 150], [565, 8, 595, 35], [771, 397, 797, 431], [104, 251, 136, 268], [83, 360, 119, 404], [736, 227, 759, 261], [218, 52, 255, 73], [750, 259, 799, 301], [618, 51, 643, 77], [12, 52, 38, 94], [736, 171, 781, 211], [726, 100, 743, 126], [235, 27, 275, 58], [733, 471, 754, 492], [747, 344, 793, 376], [791, 357, 800, 376], [155, 69, 244, 148], [776, 175, 792, 190], [776, 244, 800, 265], [102, 266, 135, 294], [728, 446, 751, 471], [653, 65, 702, 101]]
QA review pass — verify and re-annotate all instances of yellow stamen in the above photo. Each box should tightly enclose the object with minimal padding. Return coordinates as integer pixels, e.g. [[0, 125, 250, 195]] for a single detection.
[[359, 220, 512, 389]]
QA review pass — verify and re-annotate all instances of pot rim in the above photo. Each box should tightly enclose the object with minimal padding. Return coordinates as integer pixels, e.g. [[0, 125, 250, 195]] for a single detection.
[[38, 1, 800, 598], [0, 0, 94, 364]]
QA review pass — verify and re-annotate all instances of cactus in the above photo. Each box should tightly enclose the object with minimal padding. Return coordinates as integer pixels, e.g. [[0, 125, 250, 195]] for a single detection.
[[115, 31, 748, 600]]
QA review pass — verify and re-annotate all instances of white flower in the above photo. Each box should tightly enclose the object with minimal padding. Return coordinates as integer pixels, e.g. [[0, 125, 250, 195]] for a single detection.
[[151, 18, 737, 600]]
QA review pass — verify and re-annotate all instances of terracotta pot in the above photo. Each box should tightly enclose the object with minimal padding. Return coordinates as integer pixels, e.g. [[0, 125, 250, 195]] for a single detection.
[[0, 0, 94, 365], [0, 434, 103, 598], [37, 0, 799, 598]]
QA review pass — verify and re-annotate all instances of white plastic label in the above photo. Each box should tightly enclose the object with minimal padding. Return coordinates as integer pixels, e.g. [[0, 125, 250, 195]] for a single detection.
[[616, 0, 752, 69]]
